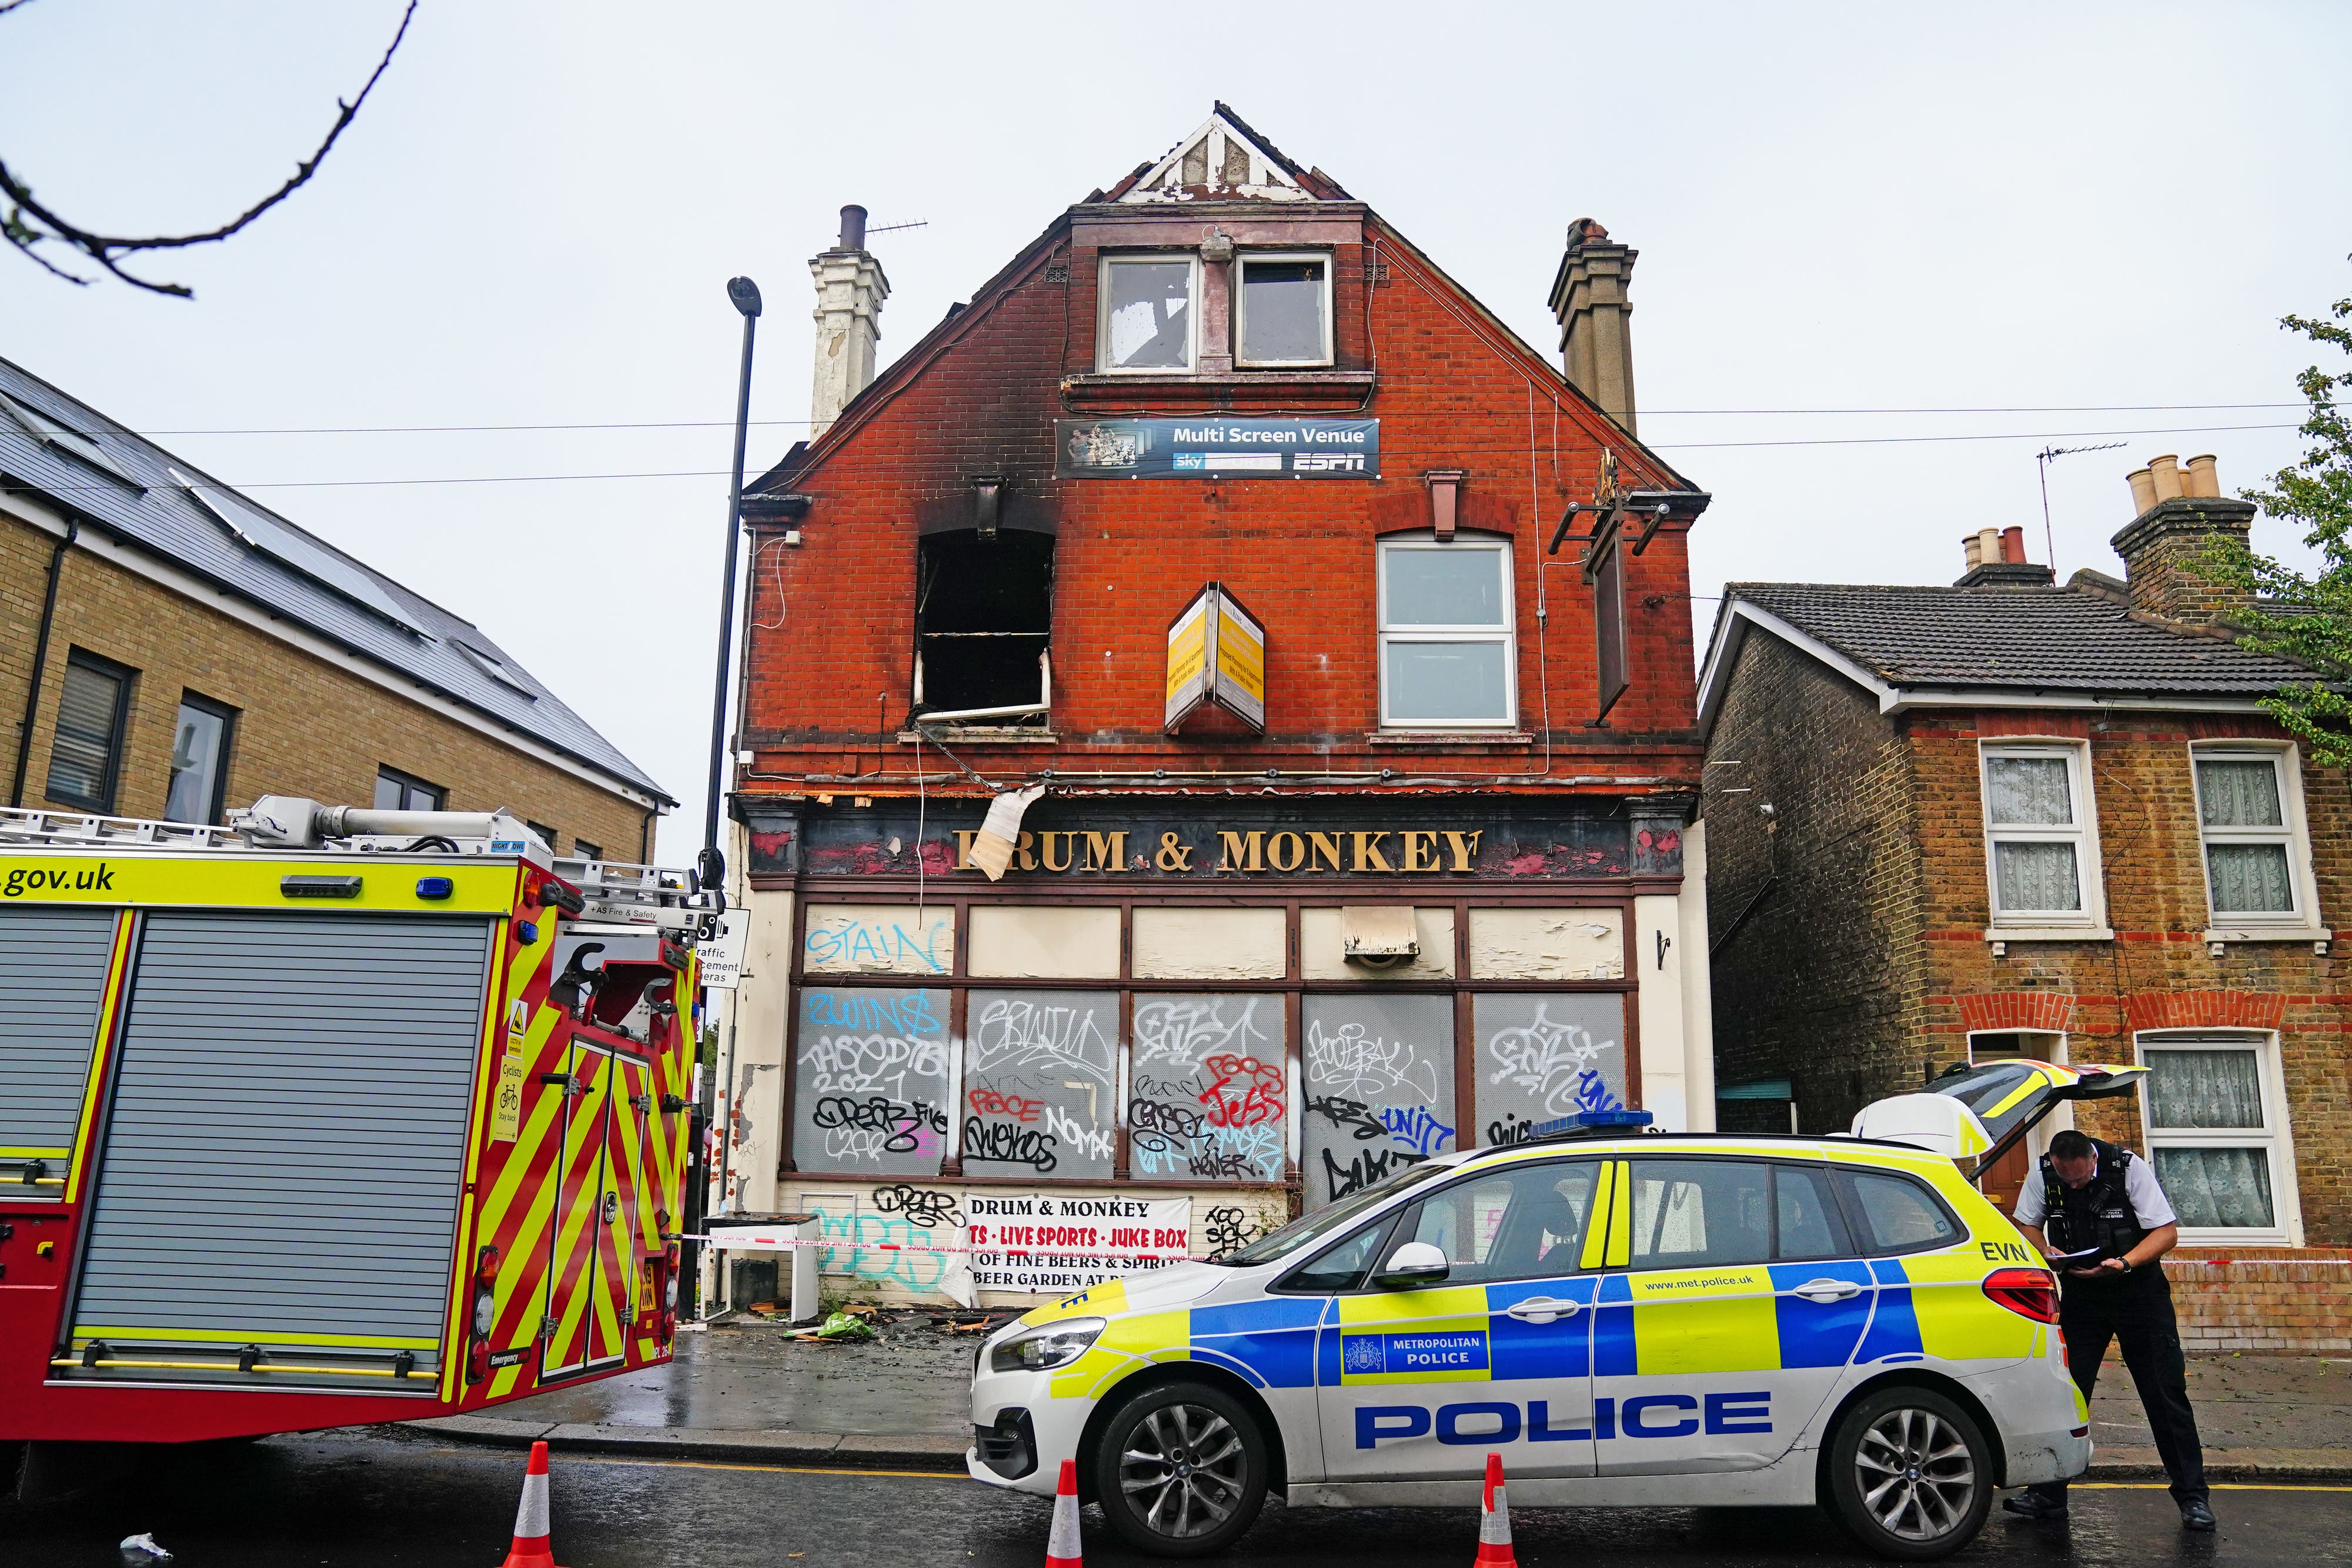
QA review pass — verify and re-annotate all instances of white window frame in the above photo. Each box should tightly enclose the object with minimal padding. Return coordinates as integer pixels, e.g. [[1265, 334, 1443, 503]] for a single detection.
[[1234, 250, 1335, 369], [2134, 1029, 2303, 1246], [1095, 253, 1200, 374], [2190, 742, 2328, 943], [1377, 533, 1518, 731], [1978, 739, 2110, 940]]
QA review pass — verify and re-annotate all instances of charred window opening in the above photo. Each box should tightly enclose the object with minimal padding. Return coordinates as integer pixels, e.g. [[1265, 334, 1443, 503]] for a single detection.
[[914, 530, 1053, 720]]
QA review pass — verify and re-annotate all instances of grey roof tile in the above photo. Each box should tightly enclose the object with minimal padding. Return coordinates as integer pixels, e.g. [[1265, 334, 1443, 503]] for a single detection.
[[0, 356, 669, 803], [1728, 580, 2317, 699]]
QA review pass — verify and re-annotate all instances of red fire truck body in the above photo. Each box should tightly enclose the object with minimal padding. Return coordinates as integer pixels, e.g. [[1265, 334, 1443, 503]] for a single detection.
[[0, 800, 704, 1462]]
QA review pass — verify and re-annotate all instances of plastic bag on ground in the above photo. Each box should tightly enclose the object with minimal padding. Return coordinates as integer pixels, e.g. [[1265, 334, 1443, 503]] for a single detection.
[[119, 1535, 173, 1560], [802, 1309, 876, 1342]]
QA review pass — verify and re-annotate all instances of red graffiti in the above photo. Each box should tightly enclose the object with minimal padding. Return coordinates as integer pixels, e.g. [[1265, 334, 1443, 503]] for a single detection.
[[1199, 1054, 1284, 1129], [967, 1088, 1044, 1122]]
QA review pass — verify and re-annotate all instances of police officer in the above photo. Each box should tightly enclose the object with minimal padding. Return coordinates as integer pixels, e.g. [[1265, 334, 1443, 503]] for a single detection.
[[2004, 1128, 2214, 1532]]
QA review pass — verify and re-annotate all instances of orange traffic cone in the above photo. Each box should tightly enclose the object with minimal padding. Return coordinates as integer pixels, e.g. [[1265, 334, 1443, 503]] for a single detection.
[[1045, 1457, 1083, 1567], [1474, 1452, 1517, 1567], [498, 1440, 566, 1568]]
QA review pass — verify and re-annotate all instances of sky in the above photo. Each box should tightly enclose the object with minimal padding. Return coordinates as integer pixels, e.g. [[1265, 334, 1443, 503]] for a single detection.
[[4, 2, 2348, 862]]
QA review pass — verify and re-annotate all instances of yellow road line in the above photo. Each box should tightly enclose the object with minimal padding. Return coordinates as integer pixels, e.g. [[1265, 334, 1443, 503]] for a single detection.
[[2072, 1482, 2352, 1493]]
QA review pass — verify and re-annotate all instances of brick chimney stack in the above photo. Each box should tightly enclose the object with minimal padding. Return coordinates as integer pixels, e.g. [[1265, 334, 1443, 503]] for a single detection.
[[2110, 453, 2257, 624], [808, 204, 890, 440], [1549, 219, 1638, 435]]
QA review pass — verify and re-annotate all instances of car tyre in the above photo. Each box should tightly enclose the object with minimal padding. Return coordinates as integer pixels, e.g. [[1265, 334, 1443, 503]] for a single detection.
[[1823, 1385, 1993, 1561], [1091, 1380, 1269, 1558]]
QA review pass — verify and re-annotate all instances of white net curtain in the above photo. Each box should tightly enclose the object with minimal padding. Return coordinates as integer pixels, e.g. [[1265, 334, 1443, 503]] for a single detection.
[[1987, 757, 2082, 911], [2147, 1048, 2276, 1229]]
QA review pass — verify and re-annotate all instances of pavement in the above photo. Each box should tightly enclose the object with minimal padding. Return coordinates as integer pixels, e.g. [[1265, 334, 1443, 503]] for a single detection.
[[385, 1312, 2352, 1481], [12, 1429, 2352, 1566]]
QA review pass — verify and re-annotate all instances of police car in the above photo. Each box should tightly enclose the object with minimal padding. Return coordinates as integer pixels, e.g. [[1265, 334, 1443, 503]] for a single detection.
[[969, 1124, 2088, 1562]]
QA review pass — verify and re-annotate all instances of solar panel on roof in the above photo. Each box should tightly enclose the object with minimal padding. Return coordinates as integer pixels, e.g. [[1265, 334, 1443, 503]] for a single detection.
[[172, 469, 420, 634], [0, 394, 141, 489]]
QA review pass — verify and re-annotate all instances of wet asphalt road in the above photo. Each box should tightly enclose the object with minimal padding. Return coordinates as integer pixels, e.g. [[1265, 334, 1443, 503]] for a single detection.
[[5, 1430, 2350, 1567]]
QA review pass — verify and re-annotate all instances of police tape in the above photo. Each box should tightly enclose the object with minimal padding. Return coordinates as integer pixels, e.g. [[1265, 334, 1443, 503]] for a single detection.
[[682, 1232, 1180, 1261]]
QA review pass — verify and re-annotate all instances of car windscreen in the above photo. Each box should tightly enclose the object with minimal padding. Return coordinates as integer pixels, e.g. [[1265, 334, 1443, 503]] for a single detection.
[[1208, 1159, 1455, 1267]]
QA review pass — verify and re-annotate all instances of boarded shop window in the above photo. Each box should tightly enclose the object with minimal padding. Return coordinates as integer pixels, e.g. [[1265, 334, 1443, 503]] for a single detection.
[[914, 530, 1052, 718], [163, 694, 235, 825], [1130, 994, 1286, 1182], [1978, 742, 2102, 928], [1097, 255, 1197, 372], [1301, 993, 1455, 1209], [792, 987, 953, 1178], [1472, 993, 1627, 1148], [374, 765, 445, 812], [2192, 748, 2313, 924], [963, 989, 1118, 1180], [1237, 254, 1332, 367], [44, 650, 133, 813], [1377, 536, 1516, 729], [2140, 1037, 2288, 1238]]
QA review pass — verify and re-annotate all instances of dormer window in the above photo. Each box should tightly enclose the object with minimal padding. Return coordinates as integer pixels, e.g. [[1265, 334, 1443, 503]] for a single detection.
[[1237, 253, 1332, 367], [1098, 255, 1197, 372]]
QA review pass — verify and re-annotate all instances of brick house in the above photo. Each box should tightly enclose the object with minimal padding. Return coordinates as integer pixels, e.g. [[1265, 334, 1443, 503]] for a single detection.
[[1698, 456, 2352, 1350], [711, 106, 1718, 1305], [0, 357, 670, 856]]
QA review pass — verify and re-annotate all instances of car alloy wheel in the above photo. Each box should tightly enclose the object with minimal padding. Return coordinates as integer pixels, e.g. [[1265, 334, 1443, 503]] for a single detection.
[[1825, 1386, 1992, 1561], [1094, 1380, 1268, 1558], [1855, 1407, 1977, 1542]]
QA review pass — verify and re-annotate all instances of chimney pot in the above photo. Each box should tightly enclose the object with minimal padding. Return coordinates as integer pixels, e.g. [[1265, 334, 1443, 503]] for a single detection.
[[2184, 453, 2220, 499], [2001, 526, 2026, 564], [837, 205, 868, 252], [1549, 220, 1639, 435], [2127, 466, 2159, 516], [1977, 527, 2002, 567], [2148, 453, 2184, 502], [1962, 533, 1983, 570]]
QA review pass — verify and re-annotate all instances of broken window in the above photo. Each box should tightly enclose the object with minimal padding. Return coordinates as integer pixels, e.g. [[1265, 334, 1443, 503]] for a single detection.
[[914, 530, 1053, 720], [1238, 253, 1332, 366], [1098, 255, 1195, 372]]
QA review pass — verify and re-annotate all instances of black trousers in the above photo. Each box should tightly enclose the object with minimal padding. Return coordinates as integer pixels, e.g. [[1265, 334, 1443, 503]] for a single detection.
[[2030, 1265, 2207, 1505]]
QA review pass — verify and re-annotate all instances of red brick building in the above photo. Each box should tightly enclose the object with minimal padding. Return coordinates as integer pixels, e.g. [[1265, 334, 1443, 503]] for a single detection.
[[1699, 462, 2352, 1350], [711, 108, 1716, 1306]]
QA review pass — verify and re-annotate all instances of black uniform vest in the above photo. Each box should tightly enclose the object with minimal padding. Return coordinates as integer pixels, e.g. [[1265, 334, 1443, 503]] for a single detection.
[[2041, 1138, 2148, 1259]]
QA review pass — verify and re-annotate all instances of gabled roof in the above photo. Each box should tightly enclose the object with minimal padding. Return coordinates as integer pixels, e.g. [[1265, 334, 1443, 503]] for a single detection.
[[1112, 102, 1335, 204], [1698, 577, 2318, 738], [0, 357, 671, 804]]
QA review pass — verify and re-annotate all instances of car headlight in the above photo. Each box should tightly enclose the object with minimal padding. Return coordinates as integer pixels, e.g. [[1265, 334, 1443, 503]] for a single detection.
[[990, 1318, 1104, 1373]]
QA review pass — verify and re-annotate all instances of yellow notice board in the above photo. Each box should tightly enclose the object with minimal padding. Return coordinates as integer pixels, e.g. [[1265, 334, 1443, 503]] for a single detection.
[[1163, 582, 1265, 734]]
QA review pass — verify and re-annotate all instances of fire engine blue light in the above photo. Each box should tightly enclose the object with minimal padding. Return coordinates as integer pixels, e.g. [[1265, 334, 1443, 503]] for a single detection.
[[415, 877, 454, 900], [516, 921, 539, 944]]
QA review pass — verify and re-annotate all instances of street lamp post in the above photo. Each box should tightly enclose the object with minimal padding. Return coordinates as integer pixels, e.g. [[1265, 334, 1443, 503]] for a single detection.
[[689, 275, 760, 1315]]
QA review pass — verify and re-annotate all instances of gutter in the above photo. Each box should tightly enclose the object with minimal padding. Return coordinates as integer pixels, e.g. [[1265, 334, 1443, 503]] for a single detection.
[[9, 516, 76, 807]]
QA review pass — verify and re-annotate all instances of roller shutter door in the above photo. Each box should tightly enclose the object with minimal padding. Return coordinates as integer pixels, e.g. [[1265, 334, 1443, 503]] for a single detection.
[[0, 905, 118, 1199], [71, 911, 492, 1388]]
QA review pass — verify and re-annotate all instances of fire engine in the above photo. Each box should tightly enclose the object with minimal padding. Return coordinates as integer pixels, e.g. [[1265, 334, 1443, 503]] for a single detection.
[[0, 797, 709, 1490]]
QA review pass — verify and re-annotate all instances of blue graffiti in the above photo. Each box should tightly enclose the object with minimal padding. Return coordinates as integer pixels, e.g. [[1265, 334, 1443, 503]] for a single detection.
[[805, 920, 951, 974], [1575, 1071, 1623, 1115], [1377, 1104, 1455, 1156]]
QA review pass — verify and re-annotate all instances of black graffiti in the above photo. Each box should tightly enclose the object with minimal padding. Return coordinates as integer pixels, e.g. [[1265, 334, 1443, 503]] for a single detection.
[[1321, 1144, 1428, 1202], [871, 1183, 964, 1229], [1203, 1205, 1262, 1261], [1485, 1114, 1546, 1147], [811, 1095, 947, 1154], [1189, 1146, 1251, 1179], [1306, 1094, 1386, 1143], [961, 1116, 1058, 1172], [1129, 1098, 1206, 1141]]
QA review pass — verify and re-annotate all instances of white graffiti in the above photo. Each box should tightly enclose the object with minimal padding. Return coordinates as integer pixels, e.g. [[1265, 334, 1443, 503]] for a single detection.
[[804, 1030, 950, 1098], [969, 997, 1117, 1084], [1486, 1004, 1621, 1118], [1042, 1102, 1115, 1163], [1304, 1018, 1442, 1102], [1132, 995, 1274, 1068]]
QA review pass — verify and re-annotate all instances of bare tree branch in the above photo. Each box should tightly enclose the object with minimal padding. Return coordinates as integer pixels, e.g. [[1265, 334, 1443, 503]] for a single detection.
[[0, 2, 415, 297]]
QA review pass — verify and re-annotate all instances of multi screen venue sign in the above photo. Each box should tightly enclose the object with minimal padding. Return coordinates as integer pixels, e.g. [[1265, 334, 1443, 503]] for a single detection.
[[1057, 418, 1379, 479]]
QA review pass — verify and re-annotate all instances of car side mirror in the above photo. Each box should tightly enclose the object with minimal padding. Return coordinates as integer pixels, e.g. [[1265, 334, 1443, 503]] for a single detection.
[[1375, 1240, 1449, 1290]]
